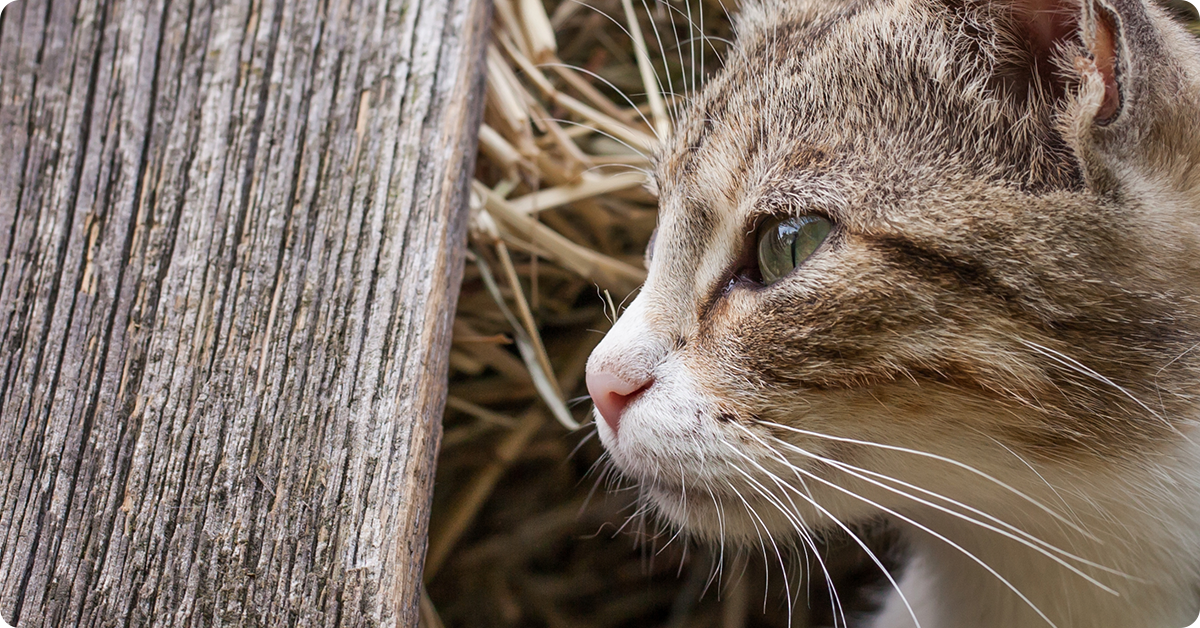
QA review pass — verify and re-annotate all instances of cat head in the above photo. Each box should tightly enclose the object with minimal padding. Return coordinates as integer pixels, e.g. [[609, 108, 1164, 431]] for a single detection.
[[585, 0, 1200, 543]]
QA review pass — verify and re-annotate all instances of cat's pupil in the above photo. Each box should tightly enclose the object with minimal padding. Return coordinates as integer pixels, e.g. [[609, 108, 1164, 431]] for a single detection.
[[756, 215, 832, 285]]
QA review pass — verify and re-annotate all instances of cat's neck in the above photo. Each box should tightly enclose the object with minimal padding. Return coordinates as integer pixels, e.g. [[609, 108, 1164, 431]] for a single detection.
[[875, 435, 1200, 628]]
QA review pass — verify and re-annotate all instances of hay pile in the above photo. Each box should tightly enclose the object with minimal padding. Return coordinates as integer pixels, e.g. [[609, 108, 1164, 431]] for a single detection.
[[423, 0, 1200, 626]]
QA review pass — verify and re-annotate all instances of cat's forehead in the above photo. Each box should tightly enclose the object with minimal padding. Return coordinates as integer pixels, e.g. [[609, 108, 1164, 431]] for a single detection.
[[654, 0, 1078, 228]]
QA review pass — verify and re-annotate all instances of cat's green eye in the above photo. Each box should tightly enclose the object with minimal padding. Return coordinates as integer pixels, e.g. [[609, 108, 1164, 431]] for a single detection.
[[756, 215, 832, 285]]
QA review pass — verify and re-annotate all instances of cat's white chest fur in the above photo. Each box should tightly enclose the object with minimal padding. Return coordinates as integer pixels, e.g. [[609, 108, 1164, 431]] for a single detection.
[[871, 433, 1200, 628]]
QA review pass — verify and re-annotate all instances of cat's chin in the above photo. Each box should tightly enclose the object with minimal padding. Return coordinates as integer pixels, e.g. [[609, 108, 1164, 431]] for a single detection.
[[640, 479, 852, 546]]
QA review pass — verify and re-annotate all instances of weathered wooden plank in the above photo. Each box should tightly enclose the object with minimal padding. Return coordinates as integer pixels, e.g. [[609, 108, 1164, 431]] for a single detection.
[[0, 0, 489, 621]]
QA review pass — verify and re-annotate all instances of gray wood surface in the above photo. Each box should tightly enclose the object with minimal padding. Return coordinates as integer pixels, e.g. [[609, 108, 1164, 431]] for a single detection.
[[0, 0, 489, 622]]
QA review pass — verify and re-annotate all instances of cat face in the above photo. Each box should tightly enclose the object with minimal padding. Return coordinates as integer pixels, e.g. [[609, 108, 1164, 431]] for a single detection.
[[585, 0, 1200, 543]]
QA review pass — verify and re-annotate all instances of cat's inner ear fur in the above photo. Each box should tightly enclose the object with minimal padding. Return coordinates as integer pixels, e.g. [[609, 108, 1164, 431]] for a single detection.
[[996, 0, 1123, 124]]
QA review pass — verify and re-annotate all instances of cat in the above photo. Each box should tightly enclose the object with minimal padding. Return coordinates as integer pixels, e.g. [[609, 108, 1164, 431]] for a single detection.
[[583, 0, 1200, 626]]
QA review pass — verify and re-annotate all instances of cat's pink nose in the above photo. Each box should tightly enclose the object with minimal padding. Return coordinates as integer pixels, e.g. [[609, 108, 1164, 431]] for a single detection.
[[586, 370, 653, 435]]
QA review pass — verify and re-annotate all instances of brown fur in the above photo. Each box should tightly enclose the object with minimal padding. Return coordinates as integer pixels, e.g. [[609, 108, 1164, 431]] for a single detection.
[[586, 0, 1200, 624], [652, 0, 1200, 461]]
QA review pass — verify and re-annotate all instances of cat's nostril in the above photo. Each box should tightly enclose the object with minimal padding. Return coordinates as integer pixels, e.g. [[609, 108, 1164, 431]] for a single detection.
[[586, 370, 653, 436]]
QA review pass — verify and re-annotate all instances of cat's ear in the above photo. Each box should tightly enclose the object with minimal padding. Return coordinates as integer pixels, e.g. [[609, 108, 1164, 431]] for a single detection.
[[1002, 0, 1124, 124]]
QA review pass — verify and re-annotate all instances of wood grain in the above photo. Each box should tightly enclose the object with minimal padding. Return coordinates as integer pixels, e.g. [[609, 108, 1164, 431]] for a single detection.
[[0, 0, 489, 622]]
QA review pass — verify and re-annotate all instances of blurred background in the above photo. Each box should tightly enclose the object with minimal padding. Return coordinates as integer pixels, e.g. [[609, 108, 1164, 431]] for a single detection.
[[423, 0, 1200, 626]]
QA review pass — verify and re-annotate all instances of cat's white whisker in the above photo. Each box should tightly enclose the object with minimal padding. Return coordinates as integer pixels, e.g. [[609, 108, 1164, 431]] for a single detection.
[[636, 0, 679, 129], [579, 463, 612, 516], [724, 478, 776, 599], [619, 485, 657, 537], [699, 480, 730, 594], [728, 477, 799, 621], [682, 0, 696, 97], [753, 430, 1128, 588], [567, 425, 600, 463], [1155, 341, 1200, 378], [614, 288, 639, 319], [697, 0, 705, 89], [545, 118, 654, 159], [723, 443, 921, 628], [728, 460, 851, 627], [675, 34, 736, 50], [1154, 341, 1200, 417], [583, 164, 656, 180], [727, 439, 1061, 628], [617, 0, 670, 140], [653, 462, 692, 556], [655, 0, 688, 130], [535, 62, 662, 137], [1017, 338, 1182, 437], [757, 420, 1095, 539], [727, 467, 813, 610], [652, 1, 730, 66], [985, 435, 1085, 526]]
